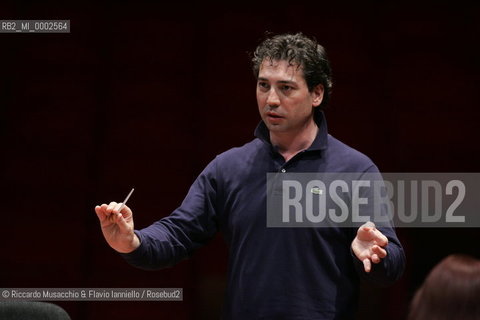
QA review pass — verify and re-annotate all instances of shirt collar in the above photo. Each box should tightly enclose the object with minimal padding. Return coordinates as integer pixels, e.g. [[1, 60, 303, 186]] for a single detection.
[[254, 110, 329, 151]]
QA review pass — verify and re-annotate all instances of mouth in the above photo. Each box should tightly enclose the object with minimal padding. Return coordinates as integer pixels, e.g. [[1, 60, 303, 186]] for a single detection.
[[266, 111, 284, 119]]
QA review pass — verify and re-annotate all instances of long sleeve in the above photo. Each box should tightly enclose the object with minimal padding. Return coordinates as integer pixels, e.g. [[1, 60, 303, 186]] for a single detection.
[[351, 165, 406, 286], [120, 159, 220, 270]]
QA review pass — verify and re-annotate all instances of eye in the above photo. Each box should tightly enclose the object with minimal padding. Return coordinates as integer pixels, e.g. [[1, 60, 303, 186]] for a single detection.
[[281, 85, 293, 92], [258, 81, 269, 90]]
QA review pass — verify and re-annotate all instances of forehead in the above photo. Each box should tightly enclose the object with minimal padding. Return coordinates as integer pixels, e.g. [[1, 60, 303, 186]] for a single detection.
[[258, 59, 305, 82]]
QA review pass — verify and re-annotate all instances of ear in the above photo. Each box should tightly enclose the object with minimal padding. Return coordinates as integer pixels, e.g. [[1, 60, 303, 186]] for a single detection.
[[311, 84, 324, 107]]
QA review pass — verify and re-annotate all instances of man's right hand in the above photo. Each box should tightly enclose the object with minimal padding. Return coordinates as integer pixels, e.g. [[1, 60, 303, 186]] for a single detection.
[[95, 202, 140, 253]]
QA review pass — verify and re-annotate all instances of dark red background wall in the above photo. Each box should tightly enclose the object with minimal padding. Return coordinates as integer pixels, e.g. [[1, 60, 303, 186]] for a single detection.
[[1, 2, 479, 319]]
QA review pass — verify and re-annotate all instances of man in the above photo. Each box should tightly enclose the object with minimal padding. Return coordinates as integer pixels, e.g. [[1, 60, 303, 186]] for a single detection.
[[95, 33, 405, 319]]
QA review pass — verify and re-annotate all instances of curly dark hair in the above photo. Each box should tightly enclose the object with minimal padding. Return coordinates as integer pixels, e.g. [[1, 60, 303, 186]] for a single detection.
[[252, 32, 333, 110]]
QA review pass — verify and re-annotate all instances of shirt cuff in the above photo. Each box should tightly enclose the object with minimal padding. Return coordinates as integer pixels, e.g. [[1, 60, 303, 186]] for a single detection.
[[118, 230, 147, 265]]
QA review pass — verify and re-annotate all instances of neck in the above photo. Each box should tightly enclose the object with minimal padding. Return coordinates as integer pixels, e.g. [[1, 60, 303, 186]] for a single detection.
[[270, 118, 318, 162]]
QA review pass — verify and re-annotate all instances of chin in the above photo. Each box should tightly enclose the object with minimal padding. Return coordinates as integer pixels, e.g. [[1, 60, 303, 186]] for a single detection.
[[266, 124, 287, 132]]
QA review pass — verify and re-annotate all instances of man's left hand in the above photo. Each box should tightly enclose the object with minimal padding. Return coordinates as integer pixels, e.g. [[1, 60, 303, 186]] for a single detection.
[[351, 221, 388, 273]]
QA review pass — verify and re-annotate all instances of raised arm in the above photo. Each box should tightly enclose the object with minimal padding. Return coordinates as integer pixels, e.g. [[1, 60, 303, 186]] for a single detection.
[[95, 158, 220, 270]]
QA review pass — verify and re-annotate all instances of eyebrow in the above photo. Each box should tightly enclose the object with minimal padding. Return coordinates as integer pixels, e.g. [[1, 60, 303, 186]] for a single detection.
[[257, 77, 298, 85]]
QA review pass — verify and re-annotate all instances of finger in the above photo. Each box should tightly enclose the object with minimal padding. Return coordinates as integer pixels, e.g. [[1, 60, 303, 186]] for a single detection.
[[359, 221, 374, 233], [115, 211, 130, 231], [99, 204, 109, 214], [95, 205, 104, 215], [107, 201, 118, 213], [97, 203, 109, 213], [362, 258, 372, 273], [371, 254, 380, 264], [95, 205, 107, 222], [119, 204, 132, 215], [372, 230, 389, 247], [364, 221, 375, 229], [114, 202, 124, 213], [357, 225, 373, 240], [100, 204, 115, 220], [372, 245, 387, 258]]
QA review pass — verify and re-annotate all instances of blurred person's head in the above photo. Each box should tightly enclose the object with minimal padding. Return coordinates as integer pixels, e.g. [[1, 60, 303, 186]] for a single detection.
[[408, 254, 480, 320]]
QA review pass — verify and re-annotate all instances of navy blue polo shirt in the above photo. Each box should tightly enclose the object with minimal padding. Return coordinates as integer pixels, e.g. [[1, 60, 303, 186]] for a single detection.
[[121, 112, 405, 319]]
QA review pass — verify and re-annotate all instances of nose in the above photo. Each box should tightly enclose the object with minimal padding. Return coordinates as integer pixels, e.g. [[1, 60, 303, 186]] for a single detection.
[[266, 88, 280, 107]]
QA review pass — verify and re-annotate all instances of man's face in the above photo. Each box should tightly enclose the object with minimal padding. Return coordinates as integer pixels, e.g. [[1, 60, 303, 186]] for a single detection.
[[256, 59, 324, 134]]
